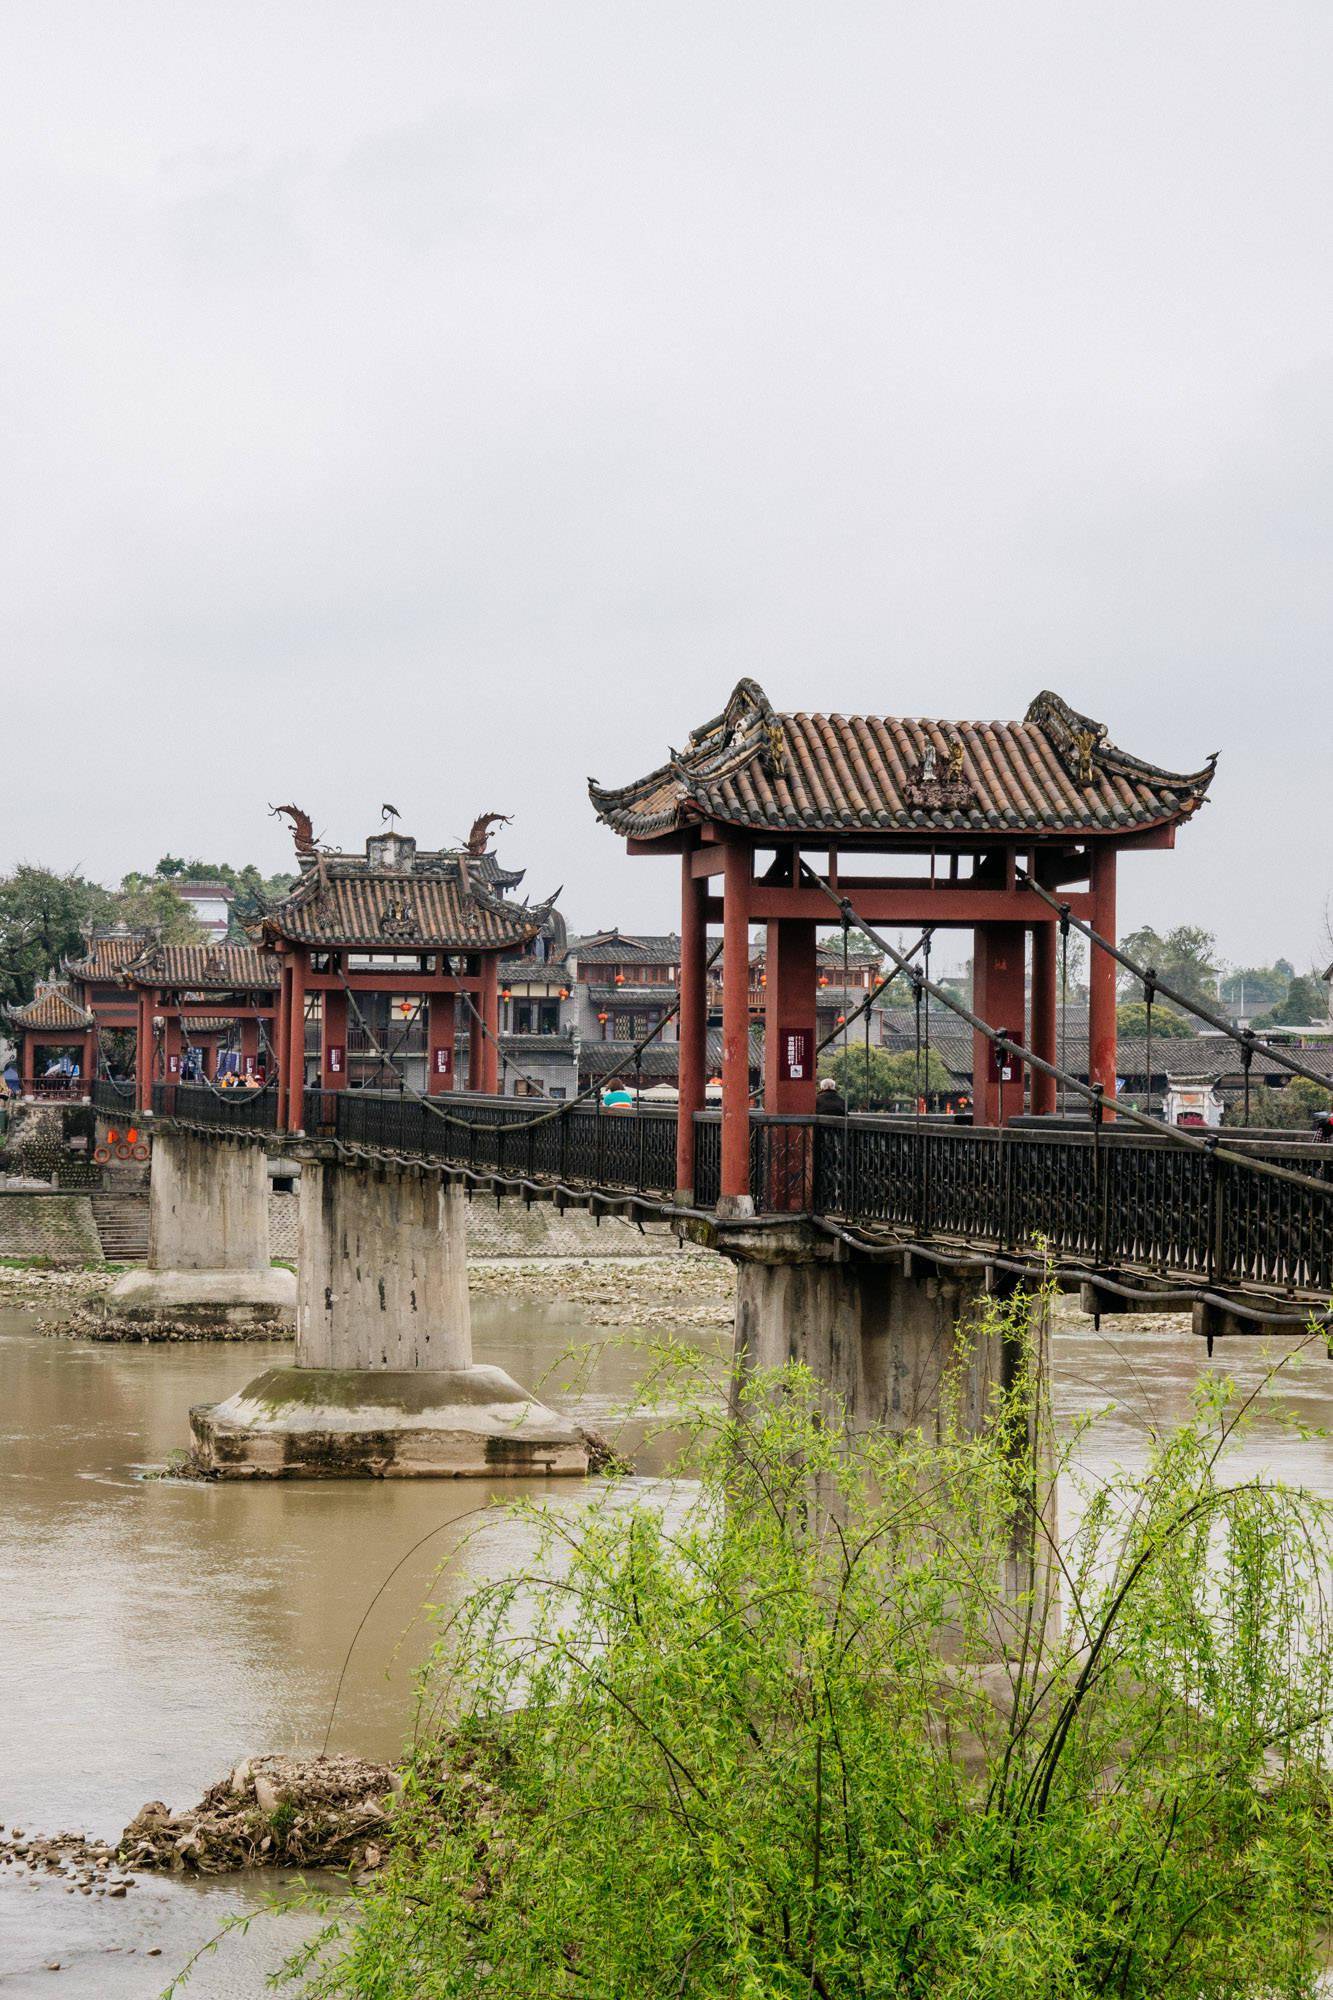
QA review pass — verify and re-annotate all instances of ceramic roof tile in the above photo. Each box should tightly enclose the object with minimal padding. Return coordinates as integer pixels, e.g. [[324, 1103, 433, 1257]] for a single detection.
[[590, 679, 1217, 840]]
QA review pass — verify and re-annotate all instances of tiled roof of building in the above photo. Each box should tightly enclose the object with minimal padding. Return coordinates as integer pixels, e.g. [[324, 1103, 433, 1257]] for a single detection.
[[260, 832, 551, 953], [64, 930, 154, 980], [122, 943, 281, 991], [590, 678, 1216, 840], [587, 984, 677, 1005], [580, 1029, 762, 1079], [5, 982, 94, 1031], [571, 931, 682, 965]]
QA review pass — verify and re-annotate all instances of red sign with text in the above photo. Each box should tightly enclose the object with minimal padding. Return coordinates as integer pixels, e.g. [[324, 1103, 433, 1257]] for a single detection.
[[779, 1027, 813, 1082], [434, 1047, 452, 1076], [326, 1045, 344, 1076]]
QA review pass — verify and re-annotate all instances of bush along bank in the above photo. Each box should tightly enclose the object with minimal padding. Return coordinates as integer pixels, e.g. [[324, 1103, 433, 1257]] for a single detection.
[[291, 1288, 1333, 2000]]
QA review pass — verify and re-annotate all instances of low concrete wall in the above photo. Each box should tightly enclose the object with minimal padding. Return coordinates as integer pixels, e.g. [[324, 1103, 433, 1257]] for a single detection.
[[0, 1192, 104, 1266]]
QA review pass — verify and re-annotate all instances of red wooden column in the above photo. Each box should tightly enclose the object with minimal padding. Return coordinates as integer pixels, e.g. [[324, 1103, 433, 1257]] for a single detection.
[[1088, 844, 1118, 1115], [1030, 921, 1059, 1116], [321, 987, 348, 1097], [720, 841, 753, 1210], [285, 951, 307, 1131], [478, 954, 500, 1095], [427, 992, 456, 1093], [240, 1018, 260, 1080], [274, 959, 291, 1126], [135, 991, 154, 1115], [763, 919, 817, 1115], [81, 1027, 95, 1092], [163, 1014, 183, 1088], [971, 923, 1027, 1127], [675, 856, 709, 1199]]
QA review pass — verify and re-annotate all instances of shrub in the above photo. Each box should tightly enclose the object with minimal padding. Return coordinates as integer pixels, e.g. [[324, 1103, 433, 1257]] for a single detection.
[[297, 1294, 1333, 1999]]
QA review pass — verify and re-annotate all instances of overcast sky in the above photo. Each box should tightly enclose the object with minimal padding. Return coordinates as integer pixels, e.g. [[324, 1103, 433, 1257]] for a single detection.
[[4, 5, 1329, 972]]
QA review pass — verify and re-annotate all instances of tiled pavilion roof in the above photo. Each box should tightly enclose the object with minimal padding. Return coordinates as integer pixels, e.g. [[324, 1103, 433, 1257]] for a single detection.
[[590, 679, 1217, 840], [64, 929, 153, 981], [121, 943, 281, 991], [260, 828, 553, 954], [5, 982, 94, 1031]]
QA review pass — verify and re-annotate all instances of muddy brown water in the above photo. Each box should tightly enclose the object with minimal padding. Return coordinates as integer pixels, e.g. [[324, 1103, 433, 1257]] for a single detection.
[[3, 1291, 1332, 1995]]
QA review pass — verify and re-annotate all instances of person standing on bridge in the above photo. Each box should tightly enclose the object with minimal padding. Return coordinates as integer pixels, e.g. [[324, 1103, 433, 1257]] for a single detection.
[[816, 1076, 846, 1118]]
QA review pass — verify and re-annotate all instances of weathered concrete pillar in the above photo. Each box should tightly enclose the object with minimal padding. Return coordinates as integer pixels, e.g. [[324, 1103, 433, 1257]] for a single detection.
[[191, 1157, 586, 1478], [103, 1131, 295, 1329], [295, 1164, 473, 1371], [720, 1222, 1057, 1649]]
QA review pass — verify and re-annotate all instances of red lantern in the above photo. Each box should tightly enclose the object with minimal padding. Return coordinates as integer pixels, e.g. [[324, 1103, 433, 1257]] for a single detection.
[[836, 1014, 847, 1027], [819, 974, 829, 989], [558, 986, 570, 1000], [614, 971, 625, 986], [501, 987, 512, 1002], [597, 1011, 609, 1025]]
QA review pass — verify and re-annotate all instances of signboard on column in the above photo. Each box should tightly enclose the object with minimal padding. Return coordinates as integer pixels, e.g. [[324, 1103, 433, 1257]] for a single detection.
[[778, 1027, 813, 1083], [434, 1047, 452, 1078], [326, 1045, 344, 1076]]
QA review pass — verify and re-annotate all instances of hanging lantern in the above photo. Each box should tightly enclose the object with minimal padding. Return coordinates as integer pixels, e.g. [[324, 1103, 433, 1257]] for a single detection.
[[558, 986, 570, 1001], [502, 987, 512, 1002], [836, 1014, 847, 1027], [819, 974, 829, 989], [759, 972, 767, 987], [597, 1011, 609, 1026], [614, 971, 625, 986]]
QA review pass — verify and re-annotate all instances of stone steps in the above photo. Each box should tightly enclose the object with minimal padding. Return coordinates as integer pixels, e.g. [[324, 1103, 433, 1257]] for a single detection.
[[91, 1191, 149, 1264]]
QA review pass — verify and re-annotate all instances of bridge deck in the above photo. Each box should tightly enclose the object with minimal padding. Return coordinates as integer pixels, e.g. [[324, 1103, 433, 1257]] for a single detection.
[[94, 1081, 1333, 1323]]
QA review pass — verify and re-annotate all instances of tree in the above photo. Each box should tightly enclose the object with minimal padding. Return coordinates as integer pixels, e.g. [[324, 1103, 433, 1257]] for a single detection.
[[1118, 924, 1220, 1012], [821, 1044, 956, 1109], [1218, 963, 1293, 1015], [1225, 1076, 1332, 1130], [141, 855, 296, 929], [113, 876, 205, 944], [1254, 973, 1328, 1029], [0, 865, 115, 1007], [1115, 1000, 1195, 1039]]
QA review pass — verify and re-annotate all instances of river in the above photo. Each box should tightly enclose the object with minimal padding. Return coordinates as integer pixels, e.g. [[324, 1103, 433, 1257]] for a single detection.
[[2, 1286, 1329, 1996]]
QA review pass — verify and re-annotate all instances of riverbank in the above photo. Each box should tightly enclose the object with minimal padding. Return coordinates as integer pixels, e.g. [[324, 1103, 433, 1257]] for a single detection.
[[12, 1251, 738, 1339]]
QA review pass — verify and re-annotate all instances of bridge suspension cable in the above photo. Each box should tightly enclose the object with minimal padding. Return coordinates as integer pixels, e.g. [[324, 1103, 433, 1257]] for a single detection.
[[798, 862, 1333, 1202], [1016, 868, 1333, 1104]]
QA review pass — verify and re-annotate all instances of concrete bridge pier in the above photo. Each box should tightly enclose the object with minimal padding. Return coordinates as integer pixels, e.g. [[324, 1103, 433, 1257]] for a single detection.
[[718, 1223, 1057, 1644], [190, 1156, 587, 1477], [103, 1130, 295, 1330]]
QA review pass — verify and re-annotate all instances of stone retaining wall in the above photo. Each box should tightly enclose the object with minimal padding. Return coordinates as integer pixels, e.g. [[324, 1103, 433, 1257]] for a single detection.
[[0, 1193, 104, 1266], [267, 1190, 679, 1262]]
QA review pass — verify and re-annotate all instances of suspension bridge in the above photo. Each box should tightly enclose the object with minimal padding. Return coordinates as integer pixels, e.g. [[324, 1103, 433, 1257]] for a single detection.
[[69, 680, 1333, 1479]]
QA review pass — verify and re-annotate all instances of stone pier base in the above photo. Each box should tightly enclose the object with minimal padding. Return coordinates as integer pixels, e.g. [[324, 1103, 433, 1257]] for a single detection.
[[190, 1364, 587, 1477], [105, 1266, 296, 1329], [192, 1159, 588, 1477]]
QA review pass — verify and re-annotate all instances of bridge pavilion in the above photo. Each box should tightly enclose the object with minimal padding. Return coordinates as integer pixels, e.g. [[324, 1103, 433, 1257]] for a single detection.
[[119, 942, 282, 1113], [258, 815, 554, 1132], [3, 981, 96, 1096], [591, 678, 1215, 1210]]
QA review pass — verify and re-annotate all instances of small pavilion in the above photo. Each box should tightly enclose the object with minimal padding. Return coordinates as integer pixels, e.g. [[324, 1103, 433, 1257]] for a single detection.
[[590, 679, 1215, 1209], [3, 981, 96, 1096], [63, 927, 153, 1082], [119, 943, 282, 1114], [258, 809, 553, 1131]]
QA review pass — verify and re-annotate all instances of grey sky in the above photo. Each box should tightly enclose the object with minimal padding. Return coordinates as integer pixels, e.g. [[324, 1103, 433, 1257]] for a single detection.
[[4, 4, 1330, 971]]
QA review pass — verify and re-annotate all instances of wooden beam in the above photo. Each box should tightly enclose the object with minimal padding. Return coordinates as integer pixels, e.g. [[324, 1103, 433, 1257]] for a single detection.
[[689, 848, 728, 878], [747, 887, 1093, 924]]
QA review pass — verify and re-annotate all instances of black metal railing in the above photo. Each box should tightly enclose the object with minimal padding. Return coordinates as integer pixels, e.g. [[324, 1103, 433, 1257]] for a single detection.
[[143, 1082, 1333, 1302], [92, 1077, 138, 1117], [152, 1081, 281, 1134]]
